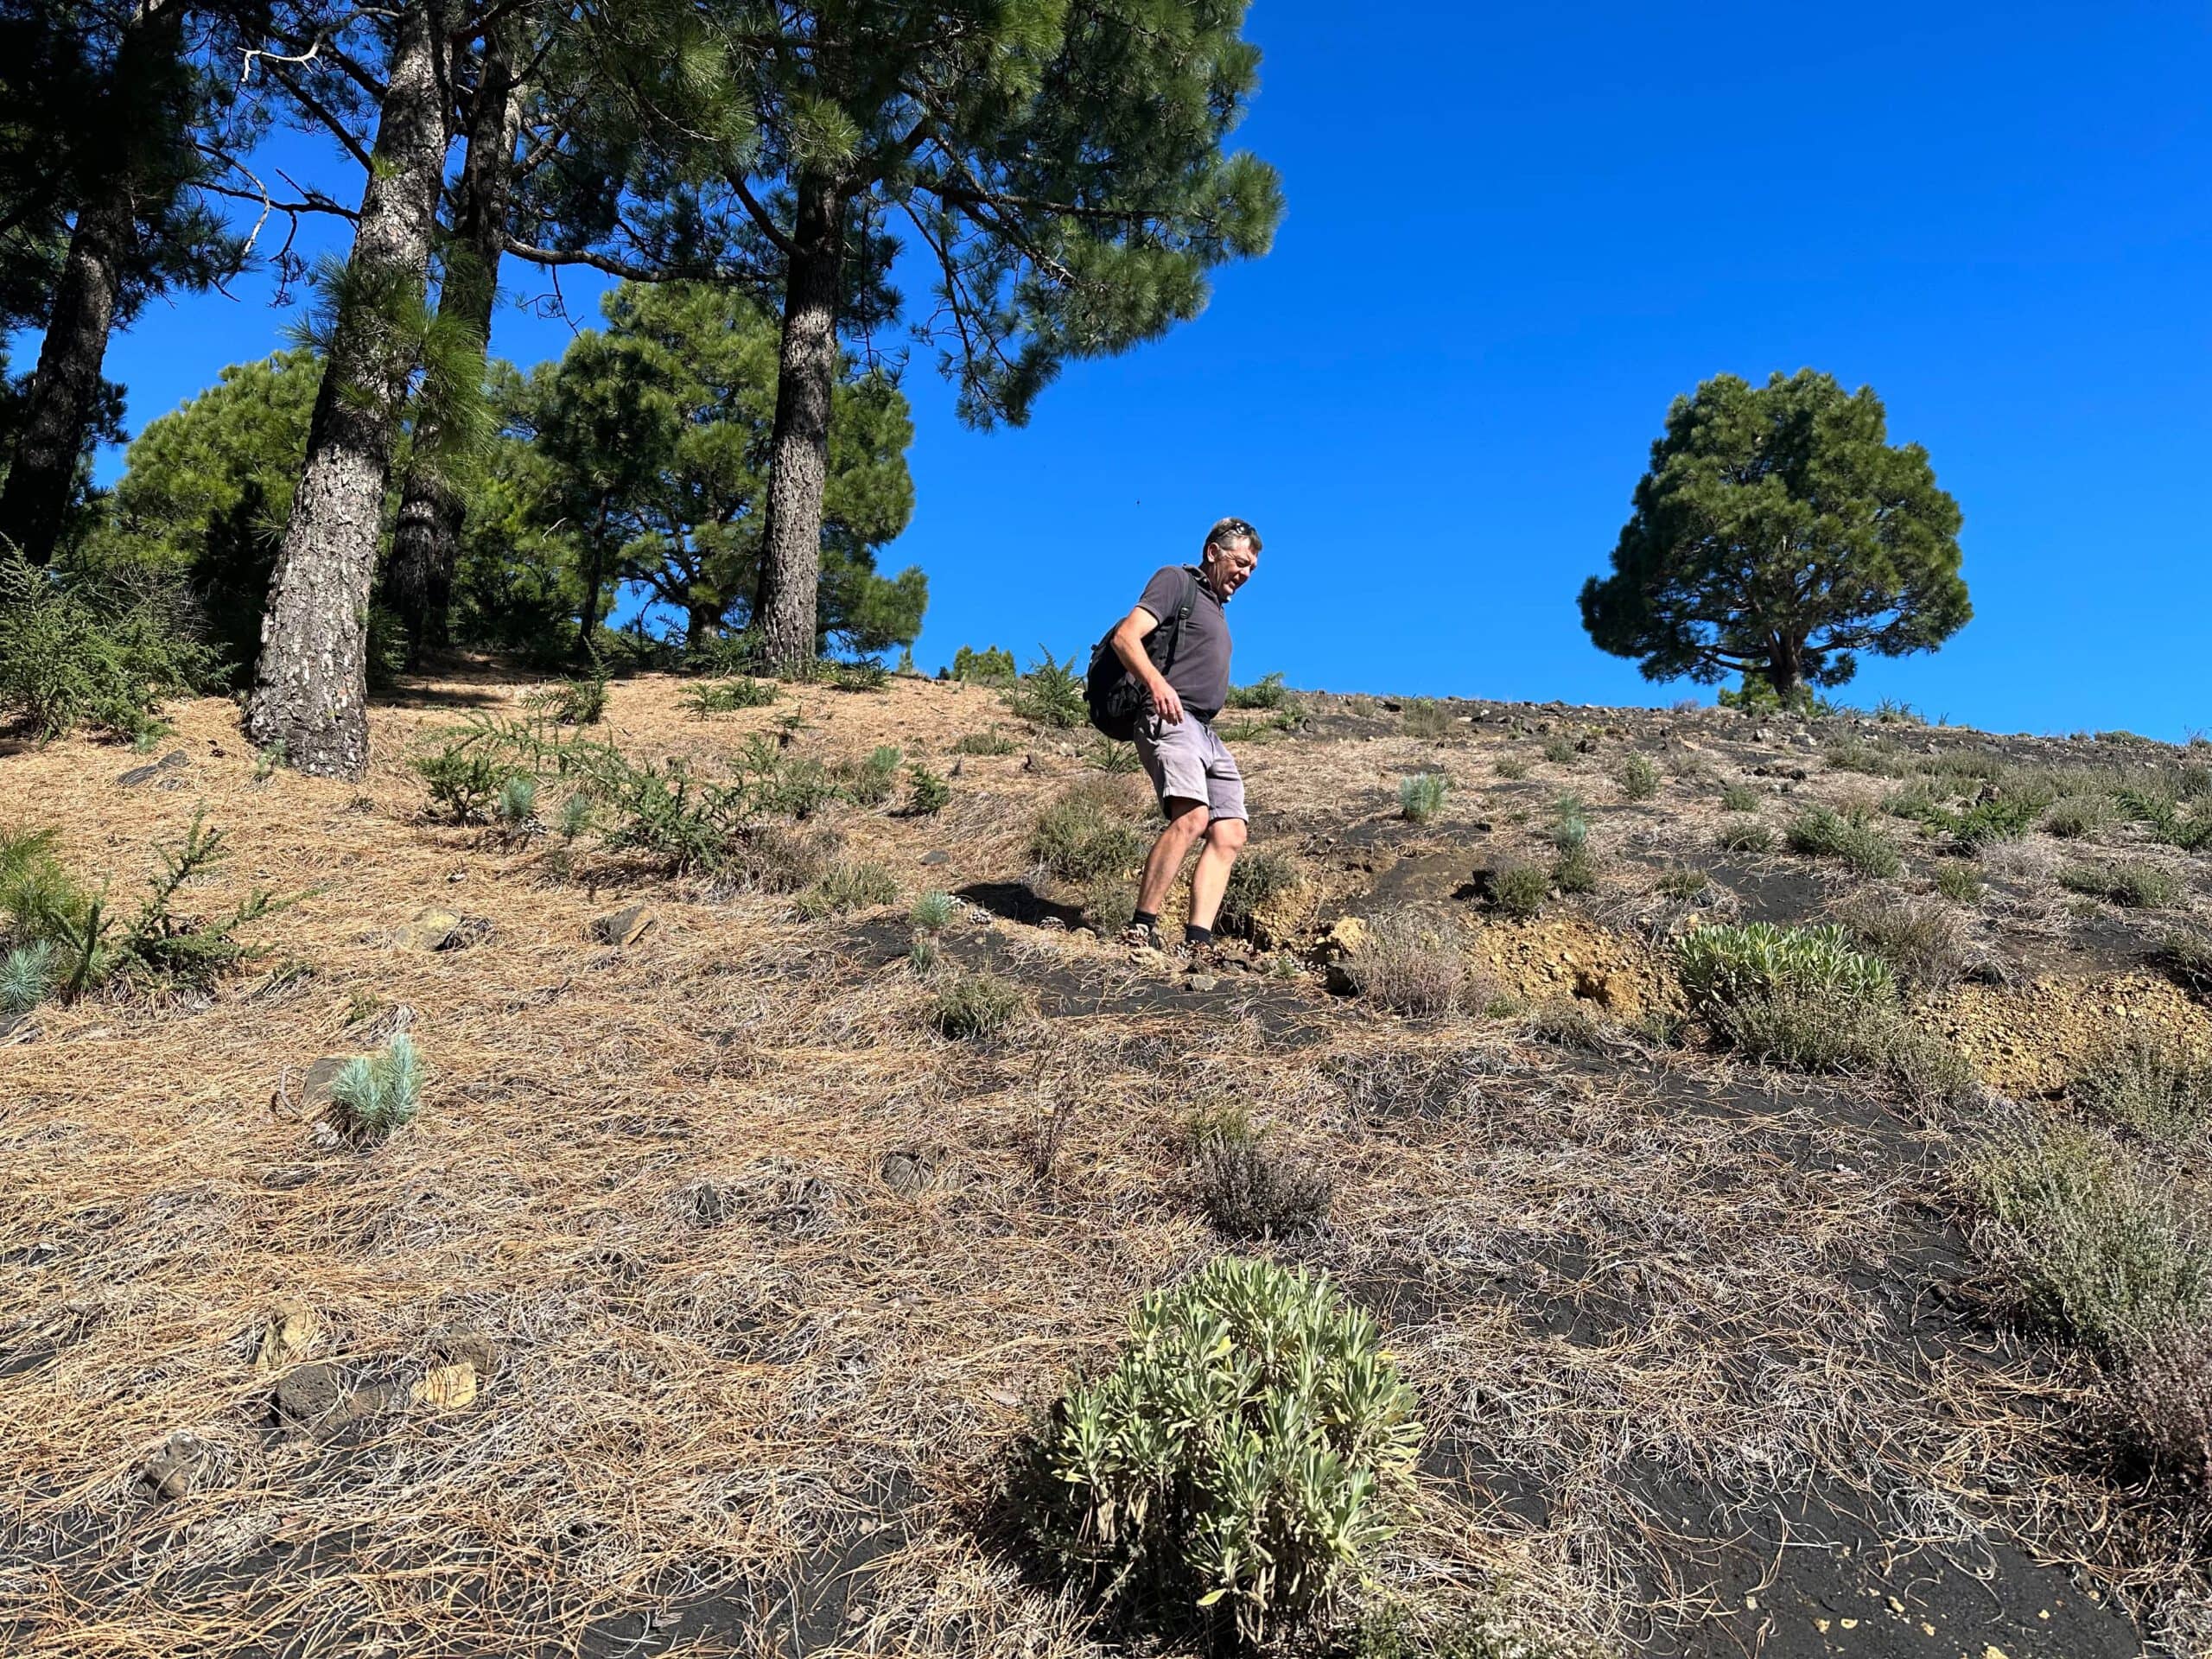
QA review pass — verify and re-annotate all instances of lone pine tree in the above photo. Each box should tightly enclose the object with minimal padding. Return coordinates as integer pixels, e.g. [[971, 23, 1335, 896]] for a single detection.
[[1580, 370, 1969, 702]]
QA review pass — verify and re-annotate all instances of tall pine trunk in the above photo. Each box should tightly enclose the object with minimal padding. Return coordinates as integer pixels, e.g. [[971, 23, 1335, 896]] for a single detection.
[[0, 2, 182, 564], [386, 30, 523, 666], [753, 173, 844, 673], [245, 0, 449, 778]]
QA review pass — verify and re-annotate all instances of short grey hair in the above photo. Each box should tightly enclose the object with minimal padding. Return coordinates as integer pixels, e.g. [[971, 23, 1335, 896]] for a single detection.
[[1203, 516, 1262, 556]]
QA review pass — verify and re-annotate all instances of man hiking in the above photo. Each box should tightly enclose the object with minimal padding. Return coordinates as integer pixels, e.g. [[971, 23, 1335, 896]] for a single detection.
[[1105, 517, 1262, 959]]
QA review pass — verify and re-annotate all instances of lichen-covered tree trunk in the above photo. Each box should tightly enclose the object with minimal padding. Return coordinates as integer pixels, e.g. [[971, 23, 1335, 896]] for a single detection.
[[386, 31, 524, 666], [753, 174, 844, 674], [245, 0, 449, 778], [0, 0, 182, 564]]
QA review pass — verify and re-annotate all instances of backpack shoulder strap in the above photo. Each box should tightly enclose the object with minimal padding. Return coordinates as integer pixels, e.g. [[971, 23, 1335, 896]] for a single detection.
[[1158, 565, 1198, 672]]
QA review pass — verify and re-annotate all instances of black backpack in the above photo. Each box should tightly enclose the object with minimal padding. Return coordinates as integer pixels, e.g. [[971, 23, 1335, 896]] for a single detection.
[[1084, 566, 1198, 740]]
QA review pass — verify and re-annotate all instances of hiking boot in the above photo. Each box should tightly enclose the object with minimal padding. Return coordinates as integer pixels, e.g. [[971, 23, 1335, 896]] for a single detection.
[[1118, 923, 1164, 953]]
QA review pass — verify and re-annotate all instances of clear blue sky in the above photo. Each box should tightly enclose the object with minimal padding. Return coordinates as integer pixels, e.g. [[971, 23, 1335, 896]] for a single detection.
[[67, 0, 2212, 740]]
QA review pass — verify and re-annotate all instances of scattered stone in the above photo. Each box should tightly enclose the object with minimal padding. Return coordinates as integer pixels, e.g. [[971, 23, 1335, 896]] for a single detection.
[[1185, 973, 1219, 992], [880, 1150, 930, 1196], [590, 903, 656, 947], [301, 1057, 353, 1105], [442, 916, 493, 950], [140, 1431, 208, 1502], [919, 849, 950, 866], [255, 1300, 322, 1370], [261, 1165, 319, 1191], [429, 1333, 499, 1376], [118, 751, 191, 788], [1325, 963, 1358, 995], [1319, 916, 1371, 961], [411, 1362, 479, 1412], [273, 1361, 350, 1429], [395, 907, 462, 951]]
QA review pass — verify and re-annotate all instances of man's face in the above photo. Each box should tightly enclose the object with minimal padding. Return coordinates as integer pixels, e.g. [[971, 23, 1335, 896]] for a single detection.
[[1205, 537, 1258, 598]]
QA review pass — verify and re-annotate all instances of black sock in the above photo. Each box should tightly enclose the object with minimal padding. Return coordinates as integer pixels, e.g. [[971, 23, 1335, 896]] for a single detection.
[[1132, 910, 1158, 931], [1185, 924, 1213, 947]]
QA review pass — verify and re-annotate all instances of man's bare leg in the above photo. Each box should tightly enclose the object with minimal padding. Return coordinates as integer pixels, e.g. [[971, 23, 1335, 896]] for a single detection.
[[1135, 798, 1211, 925], [1186, 817, 1248, 933]]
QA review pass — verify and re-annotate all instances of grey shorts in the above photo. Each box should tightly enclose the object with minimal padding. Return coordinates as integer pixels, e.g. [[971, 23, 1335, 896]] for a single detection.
[[1134, 714, 1248, 823]]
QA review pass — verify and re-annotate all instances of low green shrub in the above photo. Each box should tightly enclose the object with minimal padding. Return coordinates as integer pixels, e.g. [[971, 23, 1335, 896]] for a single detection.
[[1084, 738, 1141, 774], [1551, 844, 1599, 893], [1655, 867, 1713, 901], [2075, 1031, 2212, 1142], [2, 813, 284, 1001], [1217, 849, 1300, 938], [931, 971, 1025, 1040], [1081, 875, 1136, 935], [328, 1034, 425, 1141], [1030, 781, 1147, 882], [494, 773, 538, 830], [1539, 736, 1577, 766], [1715, 819, 1775, 855], [1833, 888, 1971, 991], [1933, 861, 1985, 902], [680, 677, 778, 716], [906, 765, 951, 815], [2160, 928, 2212, 998], [1039, 1256, 1420, 1643], [1547, 796, 1591, 854], [1719, 782, 1764, 813], [0, 553, 219, 741], [1001, 647, 1086, 728], [1491, 863, 1548, 918], [816, 658, 889, 692], [0, 940, 54, 1014], [1187, 1107, 1332, 1238], [1618, 752, 1661, 801], [1402, 698, 1453, 739], [840, 745, 903, 807], [758, 755, 839, 820], [1676, 921, 1897, 1014], [1399, 772, 1448, 823], [414, 739, 525, 824], [2043, 794, 2117, 839], [1343, 909, 1484, 1015], [1826, 740, 1903, 776], [1227, 671, 1294, 711], [909, 891, 956, 932], [1786, 805, 1904, 877], [1493, 756, 1529, 781], [950, 727, 1020, 755], [2059, 861, 2184, 908], [1970, 1116, 2212, 1351], [793, 861, 898, 919], [524, 672, 607, 726], [2112, 1323, 2212, 1498]]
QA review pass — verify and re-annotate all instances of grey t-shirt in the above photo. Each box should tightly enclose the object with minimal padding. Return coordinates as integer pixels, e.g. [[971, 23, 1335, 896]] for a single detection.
[[1135, 564, 1231, 719]]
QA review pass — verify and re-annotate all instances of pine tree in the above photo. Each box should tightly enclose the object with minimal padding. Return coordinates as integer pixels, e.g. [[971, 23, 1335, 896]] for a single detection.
[[1580, 371, 1970, 701], [0, 0, 248, 564], [244, 0, 456, 776], [587, 0, 1281, 673]]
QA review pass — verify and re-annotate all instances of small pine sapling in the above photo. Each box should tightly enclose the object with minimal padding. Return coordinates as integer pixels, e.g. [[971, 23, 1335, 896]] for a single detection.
[[328, 1033, 427, 1141]]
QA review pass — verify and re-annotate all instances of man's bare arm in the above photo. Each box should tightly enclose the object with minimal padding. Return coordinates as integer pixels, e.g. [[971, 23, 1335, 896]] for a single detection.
[[1109, 606, 1184, 724]]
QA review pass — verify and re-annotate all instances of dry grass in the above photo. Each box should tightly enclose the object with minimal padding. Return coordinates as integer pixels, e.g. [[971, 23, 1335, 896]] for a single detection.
[[3, 673, 2209, 1657]]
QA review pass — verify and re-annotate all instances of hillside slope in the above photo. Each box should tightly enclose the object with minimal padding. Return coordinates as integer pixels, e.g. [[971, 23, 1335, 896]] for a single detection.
[[4, 669, 2209, 1658]]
